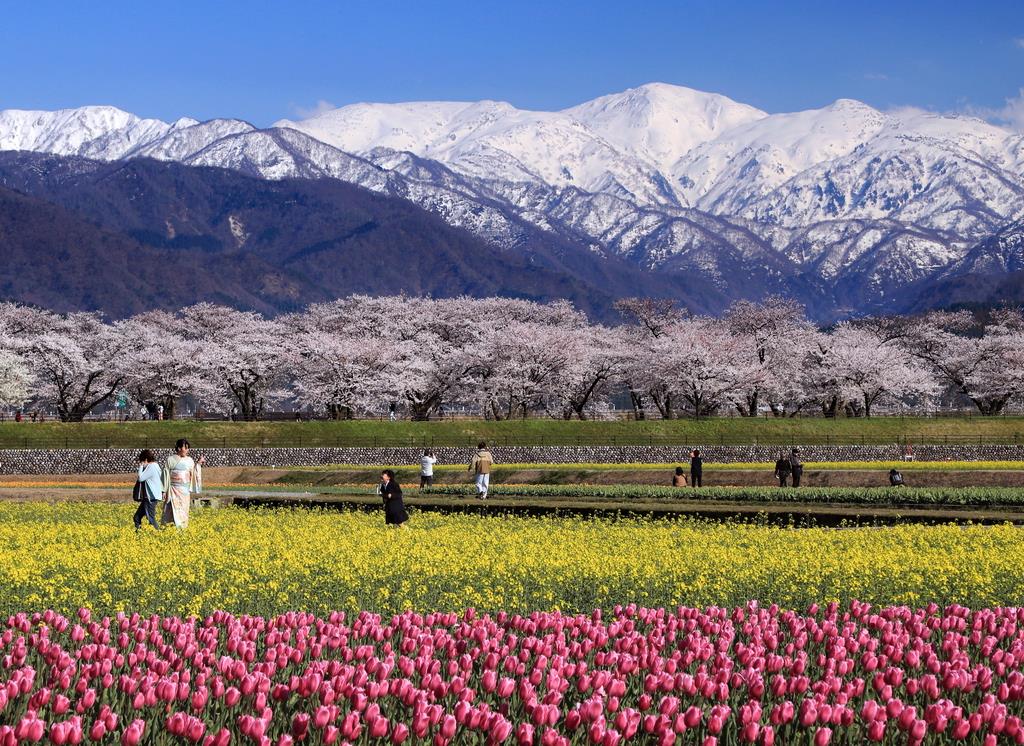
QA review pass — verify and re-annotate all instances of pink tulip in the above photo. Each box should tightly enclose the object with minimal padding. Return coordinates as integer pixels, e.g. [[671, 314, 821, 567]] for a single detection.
[[390, 723, 409, 744], [121, 720, 144, 746], [515, 723, 533, 745]]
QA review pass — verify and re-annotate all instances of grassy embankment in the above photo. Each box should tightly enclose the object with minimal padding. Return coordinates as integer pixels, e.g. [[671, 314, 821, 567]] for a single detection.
[[2, 416, 1024, 448]]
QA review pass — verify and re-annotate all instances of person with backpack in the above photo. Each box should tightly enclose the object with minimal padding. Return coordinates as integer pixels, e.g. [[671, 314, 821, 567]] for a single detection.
[[469, 442, 494, 499], [133, 449, 163, 531], [889, 468, 905, 486], [789, 448, 804, 487], [774, 452, 791, 487]]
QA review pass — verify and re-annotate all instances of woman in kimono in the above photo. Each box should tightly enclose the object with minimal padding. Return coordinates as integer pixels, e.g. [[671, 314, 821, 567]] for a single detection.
[[378, 469, 409, 527], [161, 438, 204, 528]]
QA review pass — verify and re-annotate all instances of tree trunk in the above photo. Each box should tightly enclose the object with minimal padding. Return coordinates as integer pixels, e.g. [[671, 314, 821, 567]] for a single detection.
[[821, 396, 840, 418], [971, 395, 1011, 416], [160, 395, 177, 421], [650, 392, 674, 420], [743, 391, 759, 417], [327, 404, 353, 420], [628, 389, 646, 420]]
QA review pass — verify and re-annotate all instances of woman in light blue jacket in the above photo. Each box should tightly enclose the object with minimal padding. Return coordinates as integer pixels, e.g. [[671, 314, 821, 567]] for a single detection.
[[134, 449, 163, 531]]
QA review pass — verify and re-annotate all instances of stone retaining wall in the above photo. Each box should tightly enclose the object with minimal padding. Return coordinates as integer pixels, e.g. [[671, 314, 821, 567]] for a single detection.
[[1, 445, 1023, 475]]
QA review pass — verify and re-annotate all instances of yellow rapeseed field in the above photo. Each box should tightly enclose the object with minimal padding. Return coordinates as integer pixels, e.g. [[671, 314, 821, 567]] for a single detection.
[[0, 503, 1021, 617]]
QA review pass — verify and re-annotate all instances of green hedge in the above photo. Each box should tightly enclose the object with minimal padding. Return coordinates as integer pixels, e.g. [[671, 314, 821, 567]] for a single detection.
[[423, 483, 1024, 507]]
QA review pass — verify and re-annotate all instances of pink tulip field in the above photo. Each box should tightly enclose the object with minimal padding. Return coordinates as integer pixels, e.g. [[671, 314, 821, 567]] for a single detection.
[[1, 602, 1023, 745]]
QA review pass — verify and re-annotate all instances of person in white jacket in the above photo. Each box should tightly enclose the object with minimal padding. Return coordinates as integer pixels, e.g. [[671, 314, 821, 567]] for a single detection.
[[420, 449, 437, 487]]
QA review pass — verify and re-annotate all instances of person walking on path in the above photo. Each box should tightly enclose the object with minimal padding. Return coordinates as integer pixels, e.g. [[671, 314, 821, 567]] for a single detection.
[[134, 449, 163, 531], [469, 442, 494, 499], [161, 438, 204, 529], [420, 449, 437, 488], [672, 466, 688, 487], [689, 449, 703, 488], [789, 448, 804, 488], [379, 469, 409, 527], [774, 452, 791, 487]]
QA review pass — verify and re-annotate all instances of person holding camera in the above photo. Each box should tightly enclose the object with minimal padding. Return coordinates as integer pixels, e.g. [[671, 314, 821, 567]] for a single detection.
[[379, 469, 409, 527], [133, 449, 163, 531], [420, 449, 437, 488]]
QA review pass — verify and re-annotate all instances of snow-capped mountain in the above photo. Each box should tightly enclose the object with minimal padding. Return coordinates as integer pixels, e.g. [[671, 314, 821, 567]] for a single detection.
[[276, 98, 680, 207], [1, 83, 1023, 318], [565, 83, 768, 186], [0, 106, 195, 160]]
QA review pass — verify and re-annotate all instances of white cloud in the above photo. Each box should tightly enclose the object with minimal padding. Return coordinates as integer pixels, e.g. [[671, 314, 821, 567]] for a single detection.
[[289, 99, 338, 120], [996, 89, 1024, 131], [1014, 37, 1024, 49], [863, 72, 890, 81], [964, 89, 1024, 132], [884, 104, 933, 122], [887, 90, 1024, 133]]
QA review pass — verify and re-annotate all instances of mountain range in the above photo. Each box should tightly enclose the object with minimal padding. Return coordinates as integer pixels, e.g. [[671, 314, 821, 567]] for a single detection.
[[1, 83, 1023, 319]]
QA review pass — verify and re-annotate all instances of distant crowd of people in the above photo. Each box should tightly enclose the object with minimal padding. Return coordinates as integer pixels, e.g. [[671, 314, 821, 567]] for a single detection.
[[128, 436, 913, 533], [129, 439, 498, 532], [374, 442, 494, 528], [670, 448, 905, 488]]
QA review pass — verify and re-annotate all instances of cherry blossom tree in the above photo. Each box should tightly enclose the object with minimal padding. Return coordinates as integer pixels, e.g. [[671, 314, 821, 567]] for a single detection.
[[14, 312, 129, 421], [669, 320, 763, 418], [725, 297, 817, 417], [540, 325, 628, 420], [0, 349, 31, 408], [614, 298, 686, 419], [178, 304, 291, 420], [900, 310, 1024, 415], [827, 324, 938, 417], [286, 304, 383, 419], [472, 320, 575, 420], [115, 311, 220, 420], [623, 318, 761, 419]]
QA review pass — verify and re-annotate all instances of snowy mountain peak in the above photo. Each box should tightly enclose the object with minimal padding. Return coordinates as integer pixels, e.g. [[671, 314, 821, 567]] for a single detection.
[[564, 83, 767, 174], [273, 100, 476, 154], [171, 116, 201, 129], [0, 105, 174, 160]]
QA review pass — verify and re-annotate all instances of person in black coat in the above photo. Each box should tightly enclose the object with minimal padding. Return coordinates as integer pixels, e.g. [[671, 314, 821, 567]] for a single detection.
[[379, 469, 409, 527], [774, 452, 791, 487], [689, 449, 703, 488], [789, 448, 804, 487]]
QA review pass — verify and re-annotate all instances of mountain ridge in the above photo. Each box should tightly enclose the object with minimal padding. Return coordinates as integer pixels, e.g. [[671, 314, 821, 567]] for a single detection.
[[1, 83, 1023, 318]]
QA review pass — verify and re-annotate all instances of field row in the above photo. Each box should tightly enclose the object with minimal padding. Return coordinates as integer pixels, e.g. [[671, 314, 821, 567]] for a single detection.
[[301, 461, 1024, 472], [1, 504, 1022, 616], [421, 484, 1024, 507], [2, 604, 1023, 746], [3, 416, 1024, 448]]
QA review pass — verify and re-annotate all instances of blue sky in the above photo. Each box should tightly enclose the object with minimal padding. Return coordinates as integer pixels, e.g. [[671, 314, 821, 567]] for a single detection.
[[2, 0, 1022, 126]]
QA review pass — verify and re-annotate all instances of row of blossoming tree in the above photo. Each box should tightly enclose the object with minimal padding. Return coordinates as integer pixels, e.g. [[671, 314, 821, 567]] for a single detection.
[[0, 296, 1022, 421]]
